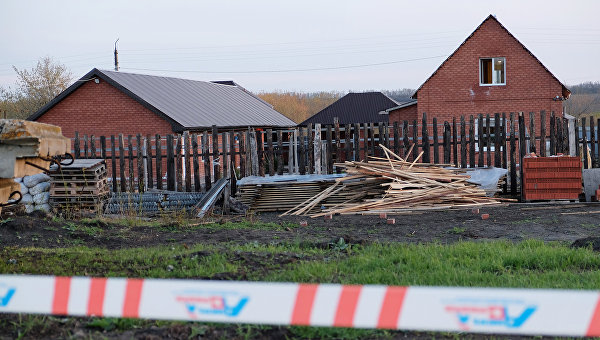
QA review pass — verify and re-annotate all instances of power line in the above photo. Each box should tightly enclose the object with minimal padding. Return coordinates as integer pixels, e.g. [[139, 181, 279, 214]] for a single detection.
[[120, 55, 447, 74]]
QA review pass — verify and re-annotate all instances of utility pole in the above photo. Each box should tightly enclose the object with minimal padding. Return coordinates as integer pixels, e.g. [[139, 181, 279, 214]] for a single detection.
[[114, 38, 119, 71]]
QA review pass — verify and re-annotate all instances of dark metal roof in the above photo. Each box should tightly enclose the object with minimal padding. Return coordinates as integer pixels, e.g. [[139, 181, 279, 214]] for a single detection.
[[300, 92, 400, 126], [29, 69, 295, 130], [413, 15, 570, 100]]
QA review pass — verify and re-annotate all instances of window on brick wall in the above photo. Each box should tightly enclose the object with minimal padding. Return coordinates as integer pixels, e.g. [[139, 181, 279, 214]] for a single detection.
[[480, 57, 505, 85], [475, 118, 500, 152]]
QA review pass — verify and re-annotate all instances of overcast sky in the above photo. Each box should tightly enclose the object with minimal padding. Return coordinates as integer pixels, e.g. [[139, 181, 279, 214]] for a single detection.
[[1, 0, 599, 93]]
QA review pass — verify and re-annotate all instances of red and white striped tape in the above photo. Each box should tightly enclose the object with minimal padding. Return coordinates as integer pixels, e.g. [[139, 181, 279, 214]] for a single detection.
[[1, 274, 600, 336]]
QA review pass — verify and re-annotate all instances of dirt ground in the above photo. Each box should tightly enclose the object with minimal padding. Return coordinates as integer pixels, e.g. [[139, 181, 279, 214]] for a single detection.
[[1, 202, 600, 250], [2, 202, 600, 339]]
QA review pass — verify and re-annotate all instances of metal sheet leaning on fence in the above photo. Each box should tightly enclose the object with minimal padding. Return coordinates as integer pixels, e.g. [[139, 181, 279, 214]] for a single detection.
[[1, 274, 600, 337]]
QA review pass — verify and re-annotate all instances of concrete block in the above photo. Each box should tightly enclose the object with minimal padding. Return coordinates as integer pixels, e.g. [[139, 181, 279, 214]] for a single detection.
[[583, 169, 600, 202]]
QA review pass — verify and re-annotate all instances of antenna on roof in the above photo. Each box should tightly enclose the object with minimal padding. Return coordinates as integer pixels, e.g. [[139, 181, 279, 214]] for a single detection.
[[114, 38, 120, 71]]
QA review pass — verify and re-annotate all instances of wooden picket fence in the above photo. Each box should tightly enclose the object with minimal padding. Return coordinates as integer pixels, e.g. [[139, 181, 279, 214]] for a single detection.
[[71, 110, 597, 197]]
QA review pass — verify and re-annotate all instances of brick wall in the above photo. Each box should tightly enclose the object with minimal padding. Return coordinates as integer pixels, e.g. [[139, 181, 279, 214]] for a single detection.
[[407, 17, 565, 137], [35, 79, 175, 139]]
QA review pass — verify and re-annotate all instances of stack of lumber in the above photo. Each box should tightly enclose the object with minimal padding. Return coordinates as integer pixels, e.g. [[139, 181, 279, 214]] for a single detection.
[[49, 159, 109, 211], [284, 146, 510, 217]]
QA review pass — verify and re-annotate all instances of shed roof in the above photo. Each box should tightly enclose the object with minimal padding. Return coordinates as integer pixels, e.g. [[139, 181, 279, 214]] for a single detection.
[[300, 92, 400, 125], [29, 68, 295, 130]]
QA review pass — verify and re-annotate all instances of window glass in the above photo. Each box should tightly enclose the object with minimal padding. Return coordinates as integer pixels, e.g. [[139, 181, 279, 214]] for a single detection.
[[480, 57, 505, 85]]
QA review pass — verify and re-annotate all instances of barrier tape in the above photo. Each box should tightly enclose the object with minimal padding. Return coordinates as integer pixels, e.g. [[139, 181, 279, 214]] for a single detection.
[[0, 274, 599, 336]]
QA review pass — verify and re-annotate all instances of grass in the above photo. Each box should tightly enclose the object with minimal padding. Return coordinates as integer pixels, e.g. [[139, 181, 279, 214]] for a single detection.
[[3, 240, 600, 288]]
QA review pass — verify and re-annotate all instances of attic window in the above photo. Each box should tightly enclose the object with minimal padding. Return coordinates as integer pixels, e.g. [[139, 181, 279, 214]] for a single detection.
[[480, 57, 505, 85]]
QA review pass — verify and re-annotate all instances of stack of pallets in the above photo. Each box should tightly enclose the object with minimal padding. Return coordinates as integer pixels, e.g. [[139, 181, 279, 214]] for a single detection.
[[49, 159, 109, 211]]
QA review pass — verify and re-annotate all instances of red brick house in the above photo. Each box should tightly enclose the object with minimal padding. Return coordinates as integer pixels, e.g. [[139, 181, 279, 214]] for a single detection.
[[28, 68, 295, 138], [385, 15, 570, 131]]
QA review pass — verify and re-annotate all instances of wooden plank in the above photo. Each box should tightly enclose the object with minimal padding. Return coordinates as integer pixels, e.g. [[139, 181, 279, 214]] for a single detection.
[[118, 134, 126, 192], [100, 136, 106, 160], [403, 121, 410, 161], [277, 129, 284, 175], [353, 123, 360, 161], [563, 118, 569, 155], [460, 115, 467, 168], [486, 114, 491, 167], [345, 123, 352, 162], [175, 134, 183, 191], [540, 110, 546, 157], [370, 122, 376, 159], [166, 134, 175, 191], [529, 112, 536, 155], [550, 111, 556, 155], [229, 131, 237, 195], [495, 113, 501, 167], [412, 120, 418, 161], [443, 121, 451, 164], [478, 114, 484, 167], [90, 135, 96, 158], [202, 131, 211, 191], [183, 131, 192, 192], [307, 123, 314, 174], [288, 129, 295, 174], [212, 125, 220, 179], [501, 113, 508, 192], [510, 113, 517, 194], [238, 131, 246, 178], [326, 124, 333, 173], [298, 127, 306, 175], [432, 117, 439, 164], [574, 118, 580, 157], [110, 135, 117, 192], [378, 122, 385, 157], [362, 123, 369, 161], [136, 134, 144, 192], [518, 112, 526, 200], [335, 118, 342, 163], [384, 122, 390, 149], [223, 131, 229, 181], [313, 124, 322, 173], [590, 116, 596, 168], [127, 135, 134, 192], [142, 136, 148, 192], [155, 134, 163, 190], [582, 117, 589, 168], [556, 115, 563, 154], [267, 129, 274, 176], [84, 135, 88, 158], [421, 113, 430, 163], [192, 134, 200, 192], [74, 132, 80, 159], [393, 121, 399, 156], [469, 115, 475, 168], [146, 135, 153, 190], [452, 117, 458, 167]]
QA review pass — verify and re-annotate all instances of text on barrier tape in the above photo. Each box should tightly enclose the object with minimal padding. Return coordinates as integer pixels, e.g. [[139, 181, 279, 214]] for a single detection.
[[1, 275, 600, 337]]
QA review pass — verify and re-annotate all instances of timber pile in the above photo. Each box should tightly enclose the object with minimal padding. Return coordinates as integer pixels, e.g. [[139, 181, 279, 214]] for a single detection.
[[49, 159, 109, 211], [283, 146, 510, 217]]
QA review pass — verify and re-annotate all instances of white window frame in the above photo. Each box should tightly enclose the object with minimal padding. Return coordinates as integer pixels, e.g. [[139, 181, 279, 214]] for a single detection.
[[479, 57, 506, 86]]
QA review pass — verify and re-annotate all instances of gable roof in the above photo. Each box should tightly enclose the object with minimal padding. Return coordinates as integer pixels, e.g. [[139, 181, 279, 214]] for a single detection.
[[29, 68, 295, 130], [412, 15, 571, 100], [300, 92, 400, 126], [384, 99, 417, 113]]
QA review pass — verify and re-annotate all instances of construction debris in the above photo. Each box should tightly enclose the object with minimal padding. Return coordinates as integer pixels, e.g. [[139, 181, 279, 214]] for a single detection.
[[283, 146, 511, 217]]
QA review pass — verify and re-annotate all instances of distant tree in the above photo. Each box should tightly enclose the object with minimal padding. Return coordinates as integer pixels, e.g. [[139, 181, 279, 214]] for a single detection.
[[382, 88, 416, 102], [0, 56, 72, 119], [257, 91, 343, 123], [564, 81, 600, 117]]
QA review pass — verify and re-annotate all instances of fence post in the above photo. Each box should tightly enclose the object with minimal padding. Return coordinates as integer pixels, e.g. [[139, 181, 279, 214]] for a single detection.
[[528, 112, 536, 155], [288, 129, 295, 174], [118, 134, 126, 192], [90, 135, 96, 158], [460, 116, 467, 168], [192, 134, 200, 192], [175, 134, 183, 191], [501, 113, 508, 192], [495, 113, 502, 167], [307, 123, 314, 174], [574, 118, 580, 158], [550, 112, 556, 155], [370, 122, 376, 159], [145, 135, 153, 190], [486, 114, 491, 167], [345, 123, 352, 162], [590, 117, 596, 168], [223, 131, 230, 182], [478, 114, 484, 167], [298, 127, 306, 175], [378, 122, 385, 157], [433, 117, 439, 164], [249, 129, 259, 176], [166, 134, 175, 191], [443, 121, 451, 164], [84, 135, 88, 159], [393, 121, 400, 156], [127, 135, 134, 192], [509, 113, 517, 195], [422, 113, 430, 163], [110, 135, 117, 192], [238, 132, 246, 179], [74, 132, 80, 159], [313, 124, 321, 174], [277, 130, 284, 175], [100, 136, 106, 159], [540, 110, 546, 157], [353, 123, 360, 161], [326, 125, 333, 173], [452, 117, 458, 167], [267, 129, 274, 176], [155, 134, 163, 190], [518, 112, 526, 200], [403, 121, 410, 161], [183, 131, 192, 192], [136, 134, 144, 192], [469, 115, 475, 168], [335, 118, 342, 163], [412, 120, 418, 161], [582, 118, 589, 169]]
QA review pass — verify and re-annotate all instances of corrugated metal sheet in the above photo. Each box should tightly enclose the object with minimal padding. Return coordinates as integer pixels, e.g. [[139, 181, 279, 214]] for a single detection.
[[300, 92, 400, 126], [99, 70, 295, 129]]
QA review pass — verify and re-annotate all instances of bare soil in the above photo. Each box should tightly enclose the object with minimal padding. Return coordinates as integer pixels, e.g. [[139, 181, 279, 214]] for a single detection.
[[1, 202, 600, 339]]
